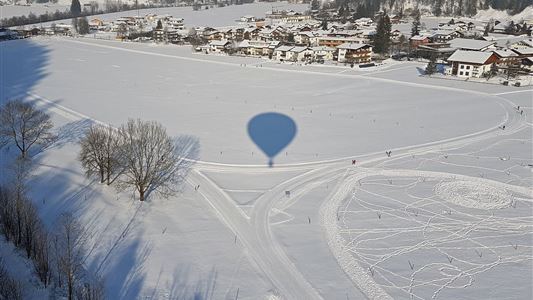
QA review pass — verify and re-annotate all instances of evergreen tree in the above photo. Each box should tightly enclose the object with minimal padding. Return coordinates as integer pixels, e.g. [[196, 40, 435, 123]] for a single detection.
[[374, 14, 391, 55], [77, 16, 89, 34], [411, 9, 421, 37], [483, 23, 490, 36], [425, 55, 437, 76], [311, 0, 319, 11], [321, 19, 328, 30], [156, 19, 163, 30], [434, 0, 443, 16], [70, 0, 81, 16], [505, 21, 516, 34]]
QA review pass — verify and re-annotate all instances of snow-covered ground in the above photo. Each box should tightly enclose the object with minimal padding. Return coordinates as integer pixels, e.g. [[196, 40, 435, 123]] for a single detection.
[[2, 2, 308, 28], [0, 34, 531, 299], [0, 3, 69, 19]]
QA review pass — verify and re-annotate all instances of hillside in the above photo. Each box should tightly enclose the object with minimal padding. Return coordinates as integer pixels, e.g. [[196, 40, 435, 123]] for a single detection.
[[345, 0, 532, 17]]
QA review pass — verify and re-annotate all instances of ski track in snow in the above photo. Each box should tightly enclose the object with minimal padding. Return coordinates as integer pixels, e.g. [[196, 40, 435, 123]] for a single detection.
[[14, 41, 533, 299]]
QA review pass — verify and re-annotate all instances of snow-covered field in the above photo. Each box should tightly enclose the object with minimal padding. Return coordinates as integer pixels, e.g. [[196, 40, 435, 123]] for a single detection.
[[2, 2, 308, 28], [0, 33, 531, 299], [0, 3, 69, 19]]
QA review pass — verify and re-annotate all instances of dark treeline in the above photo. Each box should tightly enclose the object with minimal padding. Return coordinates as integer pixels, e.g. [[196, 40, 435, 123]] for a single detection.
[[335, 0, 532, 18]]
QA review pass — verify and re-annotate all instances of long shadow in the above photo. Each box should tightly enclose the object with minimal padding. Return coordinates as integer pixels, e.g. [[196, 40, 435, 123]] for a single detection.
[[167, 266, 218, 300], [247, 112, 297, 167], [0, 38, 50, 102]]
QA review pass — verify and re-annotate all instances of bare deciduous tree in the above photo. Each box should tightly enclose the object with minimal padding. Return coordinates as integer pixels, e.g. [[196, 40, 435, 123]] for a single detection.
[[54, 213, 88, 300], [33, 229, 52, 287], [117, 119, 182, 201], [76, 276, 105, 300], [0, 99, 56, 159], [0, 259, 23, 300], [79, 124, 122, 185]]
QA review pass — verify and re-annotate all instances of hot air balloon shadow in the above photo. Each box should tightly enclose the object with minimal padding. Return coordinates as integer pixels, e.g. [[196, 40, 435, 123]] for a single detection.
[[247, 112, 297, 167]]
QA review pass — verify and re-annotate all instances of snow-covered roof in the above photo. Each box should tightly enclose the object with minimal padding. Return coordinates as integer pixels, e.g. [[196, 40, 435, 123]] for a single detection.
[[449, 38, 496, 51], [289, 46, 310, 53], [512, 47, 533, 55], [209, 40, 230, 46], [410, 35, 429, 41], [311, 46, 335, 52], [275, 45, 293, 52], [337, 43, 370, 50], [447, 50, 494, 64], [493, 49, 518, 58]]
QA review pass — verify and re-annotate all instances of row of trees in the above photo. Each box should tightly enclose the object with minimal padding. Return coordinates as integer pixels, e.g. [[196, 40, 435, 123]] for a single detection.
[[0, 99, 196, 203], [0, 99, 104, 299], [0, 185, 104, 300], [79, 119, 196, 201]]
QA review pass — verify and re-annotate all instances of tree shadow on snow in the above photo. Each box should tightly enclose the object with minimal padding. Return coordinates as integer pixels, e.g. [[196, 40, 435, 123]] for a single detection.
[[0, 39, 50, 103], [166, 266, 218, 300], [100, 238, 153, 300]]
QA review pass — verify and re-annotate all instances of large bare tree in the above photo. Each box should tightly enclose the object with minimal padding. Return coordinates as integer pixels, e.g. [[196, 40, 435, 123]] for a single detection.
[[117, 119, 182, 201], [79, 124, 122, 185], [0, 99, 55, 159]]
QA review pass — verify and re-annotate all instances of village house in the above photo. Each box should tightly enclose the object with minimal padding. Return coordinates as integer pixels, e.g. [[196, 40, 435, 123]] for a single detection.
[[153, 28, 181, 44], [493, 49, 520, 68], [446, 50, 499, 78], [449, 38, 496, 52], [410, 35, 430, 49], [274, 45, 294, 61], [310, 46, 335, 62], [511, 47, 533, 59], [89, 18, 105, 31], [337, 43, 373, 63], [430, 30, 463, 43], [208, 40, 232, 54], [286, 46, 313, 61], [317, 36, 367, 48]]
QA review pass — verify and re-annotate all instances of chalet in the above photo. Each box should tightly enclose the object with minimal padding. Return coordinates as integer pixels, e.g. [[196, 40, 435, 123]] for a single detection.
[[208, 40, 232, 54], [203, 29, 224, 40], [274, 45, 294, 61], [318, 36, 367, 48], [14, 27, 41, 38], [522, 57, 533, 71], [449, 38, 496, 52], [89, 18, 105, 30], [390, 15, 402, 24], [410, 35, 430, 49], [430, 30, 463, 43], [337, 43, 372, 63], [294, 31, 314, 46], [493, 49, 520, 68], [237, 40, 277, 56], [153, 28, 181, 44], [390, 29, 403, 42], [511, 47, 533, 59], [310, 46, 335, 61], [416, 43, 455, 59], [167, 18, 184, 30], [243, 27, 261, 40], [446, 50, 498, 78], [286, 46, 312, 61]]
